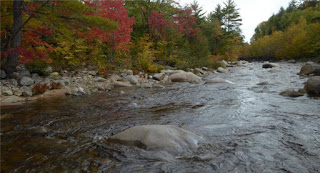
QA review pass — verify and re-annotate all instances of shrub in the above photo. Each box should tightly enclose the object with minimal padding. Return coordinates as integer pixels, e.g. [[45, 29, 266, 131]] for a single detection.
[[32, 83, 49, 95], [25, 60, 49, 76]]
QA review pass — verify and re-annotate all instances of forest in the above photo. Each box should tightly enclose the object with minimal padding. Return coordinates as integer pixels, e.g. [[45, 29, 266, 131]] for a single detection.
[[1, 0, 320, 78], [242, 0, 320, 61]]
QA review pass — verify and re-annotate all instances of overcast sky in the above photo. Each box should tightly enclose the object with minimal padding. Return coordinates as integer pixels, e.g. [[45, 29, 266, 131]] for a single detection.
[[178, 0, 292, 43]]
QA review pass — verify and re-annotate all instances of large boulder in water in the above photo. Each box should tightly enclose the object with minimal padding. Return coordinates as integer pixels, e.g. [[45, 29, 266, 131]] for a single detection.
[[262, 63, 280, 68], [205, 78, 233, 84], [299, 63, 320, 76], [279, 89, 304, 97], [108, 125, 201, 154], [169, 72, 202, 84], [304, 76, 320, 96]]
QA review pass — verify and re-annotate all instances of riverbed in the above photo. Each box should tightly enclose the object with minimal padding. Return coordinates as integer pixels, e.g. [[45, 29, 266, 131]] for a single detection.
[[1, 62, 319, 172]]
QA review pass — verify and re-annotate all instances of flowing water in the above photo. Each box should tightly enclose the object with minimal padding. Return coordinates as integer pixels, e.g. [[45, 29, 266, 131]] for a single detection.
[[1, 62, 320, 173]]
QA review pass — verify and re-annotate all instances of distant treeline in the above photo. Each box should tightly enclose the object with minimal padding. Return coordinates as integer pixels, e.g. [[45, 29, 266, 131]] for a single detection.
[[241, 0, 320, 61]]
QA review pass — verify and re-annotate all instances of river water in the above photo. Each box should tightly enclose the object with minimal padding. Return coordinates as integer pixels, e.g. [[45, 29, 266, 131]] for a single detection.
[[1, 62, 320, 172]]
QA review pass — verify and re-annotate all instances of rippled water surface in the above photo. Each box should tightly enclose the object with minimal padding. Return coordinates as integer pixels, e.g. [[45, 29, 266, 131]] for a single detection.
[[1, 63, 320, 172]]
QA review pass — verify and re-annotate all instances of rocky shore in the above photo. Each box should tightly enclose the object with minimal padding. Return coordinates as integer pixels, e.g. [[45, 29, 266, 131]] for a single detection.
[[1, 60, 320, 106]]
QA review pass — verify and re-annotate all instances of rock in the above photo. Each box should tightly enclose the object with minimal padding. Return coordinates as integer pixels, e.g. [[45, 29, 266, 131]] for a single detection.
[[122, 69, 134, 76], [19, 77, 34, 86], [13, 88, 23, 96], [1, 96, 25, 103], [299, 63, 320, 76], [304, 76, 320, 96], [262, 63, 280, 68], [123, 75, 139, 85], [31, 73, 39, 78], [20, 69, 31, 77], [140, 83, 152, 88], [194, 68, 205, 75], [78, 87, 85, 94], [217, 67, 228, 73], [221, 60, 228, 67], [2, 88, 13, 96], [205, 78, 233, 84], [112, 81, 133, 87], [110, 74, 122, 82], [161, 69, 185, 75], [22, 89, 33, 97], [202, 67, 208, 71], [279, 89, 304, 97], [256, 81, 269, 85], [87, 71, 97, 76], [169, 72, 202, 84], [108, 125, 201, 154], [50, 72, 61, 79], [94, 85, 105, 91], [29, 126, 49, 135], [153, 73, 166, 81], [288, 60, 296, 63], [45, 66, 53, 73], [94, 77, 107, 82], [11, 72, 20, 80], [0, 70, 6, 79]]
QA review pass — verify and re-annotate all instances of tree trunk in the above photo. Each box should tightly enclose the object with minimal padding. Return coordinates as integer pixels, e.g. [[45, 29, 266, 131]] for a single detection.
[[4, 0, 23, 78]]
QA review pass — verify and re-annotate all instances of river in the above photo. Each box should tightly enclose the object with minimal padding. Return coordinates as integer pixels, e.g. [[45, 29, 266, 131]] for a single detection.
[[1, 62, 319, 172]]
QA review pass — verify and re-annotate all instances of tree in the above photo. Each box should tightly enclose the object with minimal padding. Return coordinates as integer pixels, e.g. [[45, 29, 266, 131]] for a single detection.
[[4, 0, 23, 78], [221, 0, 242, 33]]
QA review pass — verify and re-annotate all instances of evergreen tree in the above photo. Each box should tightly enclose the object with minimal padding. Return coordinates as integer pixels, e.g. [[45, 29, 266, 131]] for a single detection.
[[221, 0, 242, 33]]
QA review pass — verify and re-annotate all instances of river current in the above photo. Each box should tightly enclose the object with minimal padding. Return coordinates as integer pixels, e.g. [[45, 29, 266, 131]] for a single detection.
[[1, 62, 319, 172]]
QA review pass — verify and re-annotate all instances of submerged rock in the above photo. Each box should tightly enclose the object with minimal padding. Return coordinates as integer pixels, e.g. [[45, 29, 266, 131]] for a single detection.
[[205, 78, 233, 84], [169, 72, 202, 84], [304, 76, 320, 96], [108, 125, 201, 154], [262, 63, 280, 68], [279, 89, 304, 97]]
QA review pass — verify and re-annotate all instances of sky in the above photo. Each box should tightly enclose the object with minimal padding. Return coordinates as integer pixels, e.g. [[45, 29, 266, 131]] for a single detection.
[[178, 0, 292, 43]]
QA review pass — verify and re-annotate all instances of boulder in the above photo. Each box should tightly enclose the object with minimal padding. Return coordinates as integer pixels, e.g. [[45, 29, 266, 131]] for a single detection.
[[0, 70, 6, 79], [161, 69, 185, 75], [112, 81, 133, 87], [205, 78, 233, 84], [2, 88, 13, 96], [299, 63, 320, 76], [19, 77, 34, 86], [121, 69, 134, 76], [279, 89, 304, 97], [221, 60, 228, 67], [217, 67, 228, 73], [108, 125, 201, 154], [262, 63, 280, 68], [123, 75, 139, 85], [20, 69, 31, 77], [202, 67, 208, 71], [304, 76, 320, 96], [1, 96, 25, 103], [153, 73, 166, 81], [22, 89, 33, 97], [169, 72, 202, 84]]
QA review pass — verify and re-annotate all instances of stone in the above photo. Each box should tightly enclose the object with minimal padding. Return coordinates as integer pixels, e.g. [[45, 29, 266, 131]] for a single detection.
[[2, 88, 13, 96], [205, 78, 233, 84], [13, 88, 23, 96], [22, 89, 33, 97], [110, 74, 122, 82], [288, 60, 296, 63], [194, 68, 205, 75], [262, 63, 280, 68], [87, 71, 98, 76], [94, 77, 107, 82], [78, 87, 85, 94], [202, 67, 208, 71], [169, 72, 202, 84], [221, 60, 228, 67], [299, 63, 320, 76], [124, 75, 139, 85], [112, 81, 133, 87], [217, 67, 228, 73], [50, 72, 61, 79], [108, 125, 201, 154], [94, 85, 105, 91], [279, 89, 304, 97], [161, 69, 185, 75], [140, 83, 152, 88], [29, 126, 49, 135], [19, 77, 34, 86], [1, 96, 25, 103], [304, 76, 320, 96], [45, 66, 53, 73], [153, 73, 166, 81], [20, 69, 31, 77], [0, 70, 6, 79], [122, 69, 134, 76], [31, 73, 39, 78]]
